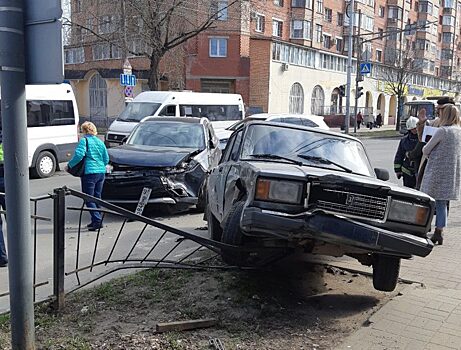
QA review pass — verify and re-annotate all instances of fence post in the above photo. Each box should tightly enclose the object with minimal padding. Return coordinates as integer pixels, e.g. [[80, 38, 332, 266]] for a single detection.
[[53, 188, 66, 310]]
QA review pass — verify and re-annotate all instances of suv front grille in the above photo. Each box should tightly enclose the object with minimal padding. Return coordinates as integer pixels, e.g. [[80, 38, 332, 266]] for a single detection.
[[311, 188, 389, 221]]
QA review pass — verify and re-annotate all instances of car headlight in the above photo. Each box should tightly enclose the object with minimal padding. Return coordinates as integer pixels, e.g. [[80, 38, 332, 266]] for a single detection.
[[387, 199, 430, 226], [255, 178, 303, 204]]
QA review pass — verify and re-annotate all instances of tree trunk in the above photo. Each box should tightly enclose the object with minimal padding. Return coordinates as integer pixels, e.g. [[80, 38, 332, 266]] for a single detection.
[[395, 95, 404, 132], [148, 52, 162, 91]]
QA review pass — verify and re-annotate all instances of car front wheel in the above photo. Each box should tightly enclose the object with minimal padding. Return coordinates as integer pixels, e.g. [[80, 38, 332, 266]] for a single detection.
[[372, 254, 400, 292]]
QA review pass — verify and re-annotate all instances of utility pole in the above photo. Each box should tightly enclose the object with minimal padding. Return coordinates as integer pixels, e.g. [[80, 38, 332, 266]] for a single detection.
[[0, 1, 35, 349], [353, 9, 362, 134], [345, 0, 356, 134]]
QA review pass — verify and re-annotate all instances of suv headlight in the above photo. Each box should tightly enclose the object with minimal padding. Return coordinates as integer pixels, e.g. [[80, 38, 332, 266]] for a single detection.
[[255, 178, 303, 204], [387, 199, 430, 226]]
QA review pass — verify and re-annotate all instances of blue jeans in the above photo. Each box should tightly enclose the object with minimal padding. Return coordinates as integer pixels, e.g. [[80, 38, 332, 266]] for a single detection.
[[0, 177, 7, 264], [435, 199, 448, 229], [81, 173, 105, 226]]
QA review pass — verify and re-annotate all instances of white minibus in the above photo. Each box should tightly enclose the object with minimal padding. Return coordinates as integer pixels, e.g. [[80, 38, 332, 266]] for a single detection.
[[105, 91, 245, 146], [0, 83, 79, 178]]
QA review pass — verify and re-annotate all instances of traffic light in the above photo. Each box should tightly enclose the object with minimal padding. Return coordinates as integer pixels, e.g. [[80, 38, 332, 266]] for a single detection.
[[338, 85, 346, 97], [357, 86, 364, 99]]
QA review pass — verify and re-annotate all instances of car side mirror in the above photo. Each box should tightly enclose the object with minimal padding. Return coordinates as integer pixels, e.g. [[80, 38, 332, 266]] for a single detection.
[[374, 168, 389, 181], [121, 136, 128, 145]]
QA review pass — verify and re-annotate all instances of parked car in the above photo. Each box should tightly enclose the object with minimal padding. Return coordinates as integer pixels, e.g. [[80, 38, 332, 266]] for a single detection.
[[207, 121, 434, 292], [215, 113, 329, 149], [102, 117, 221, 211]]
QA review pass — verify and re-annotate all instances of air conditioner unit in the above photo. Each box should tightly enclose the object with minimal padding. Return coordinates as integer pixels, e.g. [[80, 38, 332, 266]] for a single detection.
[[281, 63, 289, 71]]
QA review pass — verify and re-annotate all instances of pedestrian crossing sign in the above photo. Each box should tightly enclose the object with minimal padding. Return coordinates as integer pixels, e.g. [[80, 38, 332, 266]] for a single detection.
[[360, 62, 372, 75]]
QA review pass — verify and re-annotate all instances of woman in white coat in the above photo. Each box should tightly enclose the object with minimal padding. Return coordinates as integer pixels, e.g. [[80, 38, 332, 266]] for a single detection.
[[420, 104, 461, 245]]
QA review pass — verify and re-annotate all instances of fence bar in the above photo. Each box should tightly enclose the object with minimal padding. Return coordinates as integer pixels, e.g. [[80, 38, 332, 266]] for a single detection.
[[53, 188, 66, 310]]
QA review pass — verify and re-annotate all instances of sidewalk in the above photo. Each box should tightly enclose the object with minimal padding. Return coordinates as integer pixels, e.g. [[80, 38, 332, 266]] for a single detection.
[[330, 124, 398, 135], [333, 200, 461, 349]]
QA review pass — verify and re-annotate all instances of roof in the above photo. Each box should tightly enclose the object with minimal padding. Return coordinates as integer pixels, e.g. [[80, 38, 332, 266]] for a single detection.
[[142, 116, 204, 124], [245, 121, 361, 142]]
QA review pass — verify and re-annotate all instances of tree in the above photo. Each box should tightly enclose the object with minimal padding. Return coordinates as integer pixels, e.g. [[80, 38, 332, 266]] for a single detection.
[[64, 0, 242, 90], [379, 45, 423, 131]]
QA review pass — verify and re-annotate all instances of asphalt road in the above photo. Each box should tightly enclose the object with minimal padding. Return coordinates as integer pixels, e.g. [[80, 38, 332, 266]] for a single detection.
[[0, 137, 403, 312]]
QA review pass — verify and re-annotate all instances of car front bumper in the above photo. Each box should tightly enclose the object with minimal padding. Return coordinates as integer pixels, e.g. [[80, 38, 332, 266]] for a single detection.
[[241, 207, 433, 258]]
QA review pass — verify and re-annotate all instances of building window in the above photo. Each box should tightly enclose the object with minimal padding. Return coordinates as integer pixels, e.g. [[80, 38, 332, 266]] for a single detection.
[[289, 83, 304, 114], [336, 38, 343, 51], [75, 0, 82, 12], [337, 13, 344, 26], [209, 38, 227, 57], [324, 8, 332, 22], [316, 0, 323, 13], [418, 1, 433, 14], [64, 47, 84, 64], [311, 85, 325, 115], [376, 49, 382, 62], [322, 34, 331, 48], [378, 5, 385, 17], [274, 0, 283, 6], [211, 0, 228, 20], [292, 0, 312, 8], [378, 28, 384, 38], [272, 19, 283, 37], [442, 15, 455, 26], [92, 43, 110, 60], [255, 14, 265, 32], [291, 20, 311, 39], [89, 73, 107, 119], [315, 24, 322, 42], [442, 32, 453, 43]]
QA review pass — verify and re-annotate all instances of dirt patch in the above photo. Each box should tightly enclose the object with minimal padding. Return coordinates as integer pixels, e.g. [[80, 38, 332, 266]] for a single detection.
[[0, 258, 401, 349]]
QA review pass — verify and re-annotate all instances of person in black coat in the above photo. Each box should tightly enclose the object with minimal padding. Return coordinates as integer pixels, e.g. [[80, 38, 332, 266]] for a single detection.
[[394, 116, 419, 188]]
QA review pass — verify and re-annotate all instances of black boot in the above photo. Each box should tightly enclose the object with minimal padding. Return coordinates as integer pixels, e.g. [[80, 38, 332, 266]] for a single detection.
[[431, 228, 443, 245]]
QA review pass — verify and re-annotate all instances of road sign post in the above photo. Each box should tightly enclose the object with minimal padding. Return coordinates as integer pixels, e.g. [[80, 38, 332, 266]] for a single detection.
[[345, 0, 356, 134]]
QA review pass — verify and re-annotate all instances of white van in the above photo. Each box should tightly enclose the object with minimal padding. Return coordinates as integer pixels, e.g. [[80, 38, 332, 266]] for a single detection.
[[105, 91, 245, 146], [0, 83, 79, 178]]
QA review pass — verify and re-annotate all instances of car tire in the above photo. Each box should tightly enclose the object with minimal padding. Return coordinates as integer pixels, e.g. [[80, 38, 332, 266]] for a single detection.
[[372, 254, 400, 292], [207, 205, 223, 242], [221, 201, 252, 266], [196, 183, 206, 212], [32, 151, 56, 178]]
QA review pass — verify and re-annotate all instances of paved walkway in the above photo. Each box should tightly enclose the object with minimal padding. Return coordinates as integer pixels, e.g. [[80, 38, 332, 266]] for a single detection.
[[330, 124, 397, 135], [333, 200, 461, 349]]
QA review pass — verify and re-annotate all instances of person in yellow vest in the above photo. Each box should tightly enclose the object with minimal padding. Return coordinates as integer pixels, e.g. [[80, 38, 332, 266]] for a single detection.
[[0, 143, 7, 267]]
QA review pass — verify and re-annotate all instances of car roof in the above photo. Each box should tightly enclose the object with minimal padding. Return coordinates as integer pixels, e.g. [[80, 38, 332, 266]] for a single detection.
[[245, 121, 360, 142], [142, 116, 205, 124]]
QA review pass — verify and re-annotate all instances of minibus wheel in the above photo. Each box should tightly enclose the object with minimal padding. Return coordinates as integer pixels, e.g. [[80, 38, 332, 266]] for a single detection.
[[33, 151, 56, 178]]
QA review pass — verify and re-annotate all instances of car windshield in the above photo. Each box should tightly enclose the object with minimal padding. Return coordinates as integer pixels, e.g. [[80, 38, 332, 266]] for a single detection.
[[240, 124, 373, 176], [117, 102, 162, 122], [128, 121, 205, 149]]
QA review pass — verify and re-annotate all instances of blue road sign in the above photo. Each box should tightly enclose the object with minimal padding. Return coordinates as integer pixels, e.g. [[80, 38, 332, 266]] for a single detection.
[[360, 62, 372, 75], [120, 74, 137, 87]]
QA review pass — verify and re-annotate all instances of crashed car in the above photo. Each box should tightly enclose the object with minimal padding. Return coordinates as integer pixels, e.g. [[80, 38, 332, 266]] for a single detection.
[[102, 117, 221, 210], [206, 121, 434, 292]]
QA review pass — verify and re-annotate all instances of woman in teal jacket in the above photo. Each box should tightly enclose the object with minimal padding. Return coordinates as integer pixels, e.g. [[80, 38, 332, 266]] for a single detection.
[[67, 122, 109, 231]]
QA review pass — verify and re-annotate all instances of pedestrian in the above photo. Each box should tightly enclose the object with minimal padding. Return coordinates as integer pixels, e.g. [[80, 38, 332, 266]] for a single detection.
[[394, 116, 419, 188], [406, 108, 429, 188], [67, 122, 109, 231], [0, 140, 7, 267], [420, 104, 461, 245], [356, 111, 363, 129], [376, 113, 383, 128]]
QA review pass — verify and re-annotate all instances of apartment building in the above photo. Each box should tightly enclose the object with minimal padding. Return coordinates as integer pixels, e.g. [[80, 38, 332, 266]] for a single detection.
[[65, 0, 461, 125]]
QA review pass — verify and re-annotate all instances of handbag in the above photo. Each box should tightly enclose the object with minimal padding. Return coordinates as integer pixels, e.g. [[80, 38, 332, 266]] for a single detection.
[[67, 138, 88, 177]]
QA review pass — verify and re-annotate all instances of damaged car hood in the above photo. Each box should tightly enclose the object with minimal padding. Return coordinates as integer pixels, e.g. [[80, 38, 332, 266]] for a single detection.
[[245, 161, 432, 199], [108, 145, 199, 168]]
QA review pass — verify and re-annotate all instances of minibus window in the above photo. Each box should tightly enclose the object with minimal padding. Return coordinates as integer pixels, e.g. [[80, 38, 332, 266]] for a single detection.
[[117, 102, 162, 122], [179, 104, 242, 121], [158, 105, 176, 116], [27, 100, 75, 127]]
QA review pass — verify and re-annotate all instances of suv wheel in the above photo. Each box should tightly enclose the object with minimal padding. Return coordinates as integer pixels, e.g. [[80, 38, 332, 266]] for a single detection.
[[372, 254, 400, 292], [221, 201, 251, 266]]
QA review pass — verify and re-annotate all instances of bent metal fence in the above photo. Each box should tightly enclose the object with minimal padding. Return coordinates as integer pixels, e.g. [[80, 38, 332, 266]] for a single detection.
[[1, 186, 275, 312]]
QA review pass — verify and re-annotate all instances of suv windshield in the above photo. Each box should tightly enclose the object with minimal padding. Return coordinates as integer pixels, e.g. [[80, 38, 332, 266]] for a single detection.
[[241, 124, 373, 176], [128, 121, 205, 149], [117, 102, 162, 122]]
